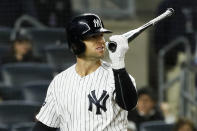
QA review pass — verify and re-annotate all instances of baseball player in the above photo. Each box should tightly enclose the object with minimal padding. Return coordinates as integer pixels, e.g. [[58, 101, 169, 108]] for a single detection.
[[33, 13, 138, 131]]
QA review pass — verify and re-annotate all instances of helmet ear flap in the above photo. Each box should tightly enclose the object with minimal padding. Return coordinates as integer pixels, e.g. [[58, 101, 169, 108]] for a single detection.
[[70, 36, 86, 55], [72, 42, 86, 55]]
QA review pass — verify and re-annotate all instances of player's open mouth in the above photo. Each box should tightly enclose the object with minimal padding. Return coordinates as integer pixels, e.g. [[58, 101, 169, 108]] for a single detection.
[[96, 47, 104, 51]]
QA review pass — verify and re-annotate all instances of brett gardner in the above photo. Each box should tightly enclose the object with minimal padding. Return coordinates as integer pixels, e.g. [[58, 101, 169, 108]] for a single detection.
[[33, 13, 138, 131]]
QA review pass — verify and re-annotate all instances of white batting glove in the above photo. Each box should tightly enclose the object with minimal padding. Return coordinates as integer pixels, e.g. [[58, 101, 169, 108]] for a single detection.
[[107, 35, 129, 69]]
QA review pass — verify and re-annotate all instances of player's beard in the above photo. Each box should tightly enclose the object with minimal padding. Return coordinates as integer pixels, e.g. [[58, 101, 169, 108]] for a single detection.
[[84, 52, 105, 61], [78, 46, 105, 61]]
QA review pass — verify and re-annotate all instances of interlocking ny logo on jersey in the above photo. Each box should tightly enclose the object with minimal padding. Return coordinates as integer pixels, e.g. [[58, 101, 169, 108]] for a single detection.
[[88, 90, 109, 115], [93, 19, 102, 28]]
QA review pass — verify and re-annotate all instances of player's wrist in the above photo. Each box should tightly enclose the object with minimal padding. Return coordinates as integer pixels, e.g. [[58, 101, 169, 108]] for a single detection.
[[111, 58, 125, 69]]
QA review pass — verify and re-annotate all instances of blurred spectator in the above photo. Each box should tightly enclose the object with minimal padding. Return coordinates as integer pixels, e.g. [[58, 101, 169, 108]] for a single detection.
[[34, 0, 73, 27], [173, 118, 196, 131], [127, 87, 164, 131], [0, 0, 37, 27], [153, 0, 197, 71], [1, 34, 43, 64]]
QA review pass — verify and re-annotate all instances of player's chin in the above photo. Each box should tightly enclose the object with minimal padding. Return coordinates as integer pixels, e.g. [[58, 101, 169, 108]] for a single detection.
[[95, 52, 105, 59], [98, 51, 105, 57], [95, 53, 104, 59], [94, 48, 105, 58]]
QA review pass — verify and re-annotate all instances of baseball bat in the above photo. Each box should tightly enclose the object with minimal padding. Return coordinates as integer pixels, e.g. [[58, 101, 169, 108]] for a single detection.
[[108, 8, 175, 52]]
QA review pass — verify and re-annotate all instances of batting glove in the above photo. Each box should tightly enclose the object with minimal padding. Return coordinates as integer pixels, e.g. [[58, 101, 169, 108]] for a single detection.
[[107, 35, 129, 69]]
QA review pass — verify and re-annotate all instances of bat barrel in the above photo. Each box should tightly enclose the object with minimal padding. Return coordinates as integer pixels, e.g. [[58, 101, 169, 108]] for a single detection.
[[150, 8, 174, 25], [107, 8, 175, 52]]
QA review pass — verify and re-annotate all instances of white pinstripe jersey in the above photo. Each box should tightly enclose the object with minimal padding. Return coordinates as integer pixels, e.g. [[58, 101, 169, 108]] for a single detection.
[[36, 61, 136, 131]]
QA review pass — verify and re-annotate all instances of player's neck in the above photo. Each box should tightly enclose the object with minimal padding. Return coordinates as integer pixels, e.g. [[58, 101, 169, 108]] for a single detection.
[[75, 58, 101, 77]]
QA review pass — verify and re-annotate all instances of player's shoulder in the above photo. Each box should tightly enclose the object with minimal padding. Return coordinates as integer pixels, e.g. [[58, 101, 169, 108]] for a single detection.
[[53, 64, 76, 80]]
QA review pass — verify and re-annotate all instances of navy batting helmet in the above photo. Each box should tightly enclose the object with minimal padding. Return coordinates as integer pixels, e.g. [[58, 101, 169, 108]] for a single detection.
[[66, 13, 112, 55]]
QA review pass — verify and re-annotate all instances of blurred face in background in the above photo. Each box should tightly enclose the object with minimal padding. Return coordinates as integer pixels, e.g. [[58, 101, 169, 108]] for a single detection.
[[14, 40, 32, 56], [178, 124, 193, 131], [137, 94, 155, 115]]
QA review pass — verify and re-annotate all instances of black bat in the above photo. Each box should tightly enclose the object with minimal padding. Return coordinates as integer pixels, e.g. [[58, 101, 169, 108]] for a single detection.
[[108, 8, 175, 52]]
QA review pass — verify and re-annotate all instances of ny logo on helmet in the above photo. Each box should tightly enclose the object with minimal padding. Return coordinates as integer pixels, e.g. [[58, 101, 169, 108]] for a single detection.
[[88, 90, 109, 115], [93, 19, 102, 28]]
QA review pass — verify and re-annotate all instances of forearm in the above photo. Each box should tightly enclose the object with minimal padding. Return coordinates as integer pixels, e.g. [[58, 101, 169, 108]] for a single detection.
[[107, 35, 138, 110], [113, 68, 138, 111], [32, 121, 58, 131]]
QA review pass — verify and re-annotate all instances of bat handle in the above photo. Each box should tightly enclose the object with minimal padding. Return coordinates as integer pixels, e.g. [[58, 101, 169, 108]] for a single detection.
[[107, 30, 138, 52]]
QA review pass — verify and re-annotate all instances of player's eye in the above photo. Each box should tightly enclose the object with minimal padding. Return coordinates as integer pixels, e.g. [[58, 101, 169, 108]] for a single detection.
[[92, 34, 103, 39]]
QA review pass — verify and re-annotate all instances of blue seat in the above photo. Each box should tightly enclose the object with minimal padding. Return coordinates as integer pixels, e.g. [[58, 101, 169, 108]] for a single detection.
[[0, 45, 10, 82], [0, 45, 10, 62], [0, 101, 40, 126], [44, 45, 75, 71], [0, 84, 24, 101], [23, 28, 67, 56], [1, 63, 54, 86], [140, 121, 174, 131], [12, 122, 35, 131], [0, 28, 12, 46], [0, 123, 10, 131], [22, 81, 50, 104]]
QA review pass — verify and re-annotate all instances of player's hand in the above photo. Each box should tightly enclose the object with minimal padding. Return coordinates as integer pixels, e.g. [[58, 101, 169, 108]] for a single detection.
[[107, 35, 129, 69]]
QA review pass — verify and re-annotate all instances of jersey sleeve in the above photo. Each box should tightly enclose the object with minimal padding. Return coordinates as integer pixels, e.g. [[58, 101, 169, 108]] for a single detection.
[[36, 78, 60, 128]]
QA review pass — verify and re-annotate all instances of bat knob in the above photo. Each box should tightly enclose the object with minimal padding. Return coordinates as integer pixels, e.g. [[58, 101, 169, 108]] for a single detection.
[[167, 8, 175, 15], [108, 41, 117, 52]]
